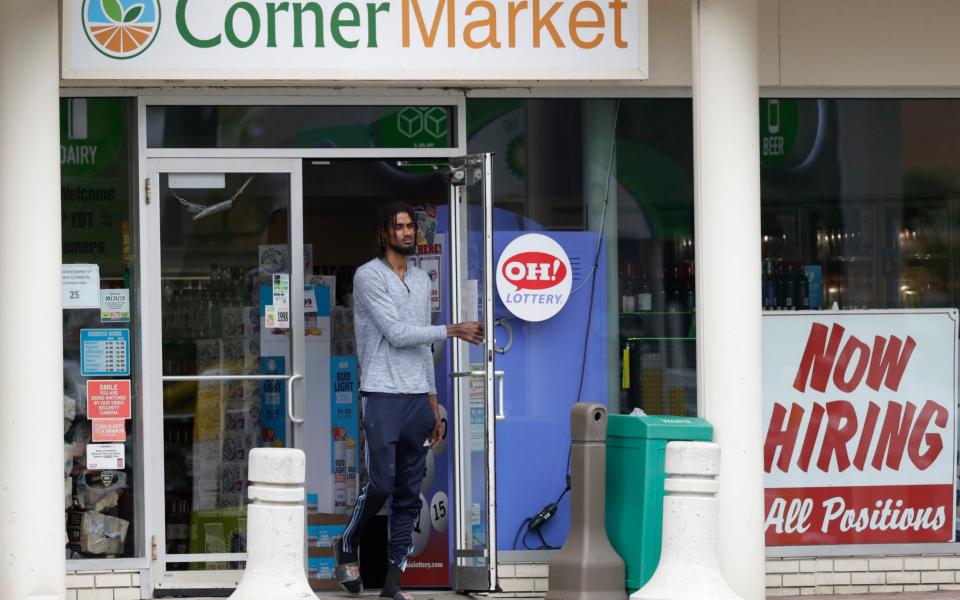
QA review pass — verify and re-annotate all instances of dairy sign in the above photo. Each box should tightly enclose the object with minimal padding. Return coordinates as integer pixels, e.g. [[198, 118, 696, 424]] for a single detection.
[[763, 310, 958, 546], [496, 233, 571, 322], [62, 0, 648, 81]]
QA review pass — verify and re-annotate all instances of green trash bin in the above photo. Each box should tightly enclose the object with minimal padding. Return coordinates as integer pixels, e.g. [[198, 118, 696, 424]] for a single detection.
[[605, 414, 713, 594]]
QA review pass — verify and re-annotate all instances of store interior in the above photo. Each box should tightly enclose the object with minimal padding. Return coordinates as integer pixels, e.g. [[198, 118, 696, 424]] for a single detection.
[[159, 160, 449, 587]]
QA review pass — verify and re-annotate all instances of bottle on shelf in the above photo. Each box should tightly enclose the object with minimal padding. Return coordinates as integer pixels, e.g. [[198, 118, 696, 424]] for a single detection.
[[621, 261, 636, 313], [667, 266, 681, 312], [636, 265, 652, 312], [762, 260, 776, 310], [655, 268, 667, 312], [797, 263, 810, 310]]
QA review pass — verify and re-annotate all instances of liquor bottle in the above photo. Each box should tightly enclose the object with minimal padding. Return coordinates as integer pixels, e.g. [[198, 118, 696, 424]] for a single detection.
[[636, 265, 652, 312], [621, 262, 636, 313], [781, 263, 796, 310], [667, 266, 681, 312], [762, 260, 774, 309], [798, 263, 810, 310], [685, 263, 695, 311], [771, 262, 783, 309], [656, 269, 667, 312]]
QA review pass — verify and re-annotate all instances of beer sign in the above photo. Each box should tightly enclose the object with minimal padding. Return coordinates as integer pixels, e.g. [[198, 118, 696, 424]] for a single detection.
[[496, 233, 572, 322], [763, 310, 958, 546]]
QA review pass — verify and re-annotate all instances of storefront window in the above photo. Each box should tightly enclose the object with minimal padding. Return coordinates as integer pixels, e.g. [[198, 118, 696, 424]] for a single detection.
[[147, 105, 456, 149], [761, 99, 960, 546], [467, 98, 696, 419], [467, 98, 695, 552], [61, 98, 141, 559]]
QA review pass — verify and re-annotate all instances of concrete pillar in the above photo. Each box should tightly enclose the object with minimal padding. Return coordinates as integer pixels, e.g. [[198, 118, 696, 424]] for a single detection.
[[230, 448, 315, 600], [632, 442, 742, 600], [0, 0, 65, 599], [690, 1, 764, 599]]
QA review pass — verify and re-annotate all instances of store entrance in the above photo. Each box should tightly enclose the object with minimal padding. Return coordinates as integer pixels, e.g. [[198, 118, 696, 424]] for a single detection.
[[146, 157, 498, 595]]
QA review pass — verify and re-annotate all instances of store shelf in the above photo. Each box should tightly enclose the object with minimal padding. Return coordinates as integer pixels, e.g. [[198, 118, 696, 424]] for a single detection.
[[820, 255, 873, 262]]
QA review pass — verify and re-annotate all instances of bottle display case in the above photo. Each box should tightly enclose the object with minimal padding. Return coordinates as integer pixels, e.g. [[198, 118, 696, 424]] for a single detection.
[[761, 199, 957, 313], [618, 238, 697, 417]]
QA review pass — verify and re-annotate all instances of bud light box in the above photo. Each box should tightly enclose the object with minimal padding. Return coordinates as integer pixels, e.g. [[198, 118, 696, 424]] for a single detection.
[[307, 513, 348, 591], [307, 557, 337, 591]]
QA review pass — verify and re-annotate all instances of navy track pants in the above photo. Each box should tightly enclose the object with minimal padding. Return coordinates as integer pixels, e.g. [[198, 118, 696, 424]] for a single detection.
[[342, 392, 436, 569]]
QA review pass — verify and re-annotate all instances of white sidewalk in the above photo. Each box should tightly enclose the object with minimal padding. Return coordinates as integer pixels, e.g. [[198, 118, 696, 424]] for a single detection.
[[778, 593, 960, 600]]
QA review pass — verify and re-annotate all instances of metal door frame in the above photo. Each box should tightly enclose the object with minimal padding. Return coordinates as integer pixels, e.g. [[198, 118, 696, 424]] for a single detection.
[[142, 157, 305, 592], [449, 153, 498, 592]]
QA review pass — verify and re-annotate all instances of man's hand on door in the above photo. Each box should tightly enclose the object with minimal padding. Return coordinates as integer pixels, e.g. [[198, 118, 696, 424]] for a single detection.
[[446, 321, 484, 344]]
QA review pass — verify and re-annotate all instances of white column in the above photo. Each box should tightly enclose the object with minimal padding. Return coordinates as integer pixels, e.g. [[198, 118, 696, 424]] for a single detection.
[[691, 1, 764, 599], [0, 0, 65, 599]]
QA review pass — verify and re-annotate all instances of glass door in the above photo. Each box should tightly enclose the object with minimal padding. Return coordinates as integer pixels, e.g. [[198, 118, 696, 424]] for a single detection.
[[145, 159, 305, 584], [449, 154, 498, 592]]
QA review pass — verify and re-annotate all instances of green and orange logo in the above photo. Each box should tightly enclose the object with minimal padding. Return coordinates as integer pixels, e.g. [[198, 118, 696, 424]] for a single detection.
[[82, 0, 160, 59]]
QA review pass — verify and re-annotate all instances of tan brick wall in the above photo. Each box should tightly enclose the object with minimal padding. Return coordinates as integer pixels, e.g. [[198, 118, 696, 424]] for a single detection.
[[765, 555, 960, 596], [491, 562, 548, 598], [66, 570, 142, 600], [495, 556, 960, 598]]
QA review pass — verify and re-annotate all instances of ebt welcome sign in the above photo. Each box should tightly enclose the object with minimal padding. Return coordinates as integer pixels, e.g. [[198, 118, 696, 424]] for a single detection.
[[763, 310, 958, 546]]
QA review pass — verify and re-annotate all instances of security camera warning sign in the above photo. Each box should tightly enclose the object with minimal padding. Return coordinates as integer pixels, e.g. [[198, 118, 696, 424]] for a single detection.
[[496, 234, 572, 322], [763, 310, 958, 546]]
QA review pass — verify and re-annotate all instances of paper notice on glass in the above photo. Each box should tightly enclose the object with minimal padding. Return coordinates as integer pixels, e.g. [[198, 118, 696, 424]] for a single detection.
[[80, 329, 130, 377], [272, 273, 290, 308], [86, 443, 125, 470], [99, 289, 130, 322], [419, 257, 441, 313], [92, 420, 126, 442], [469, 364, 485, 452], [303, 285, 319, 314], [266, 305, 290, 329], [62, 264, 100, 309], [86, 379, 131, 420], [464, 280, 479, 322]]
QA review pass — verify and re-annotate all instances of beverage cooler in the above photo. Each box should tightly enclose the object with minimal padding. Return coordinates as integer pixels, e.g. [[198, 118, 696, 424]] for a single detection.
[[760, 198, 958, 312], [617, 238, 697, 419]]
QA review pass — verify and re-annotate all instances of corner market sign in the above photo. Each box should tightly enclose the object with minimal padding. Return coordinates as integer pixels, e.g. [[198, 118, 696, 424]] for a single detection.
[[63, 0, 648, 81]]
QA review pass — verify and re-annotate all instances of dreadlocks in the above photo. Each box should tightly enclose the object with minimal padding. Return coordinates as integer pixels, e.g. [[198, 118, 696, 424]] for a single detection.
[[376, 201, 418, 257]]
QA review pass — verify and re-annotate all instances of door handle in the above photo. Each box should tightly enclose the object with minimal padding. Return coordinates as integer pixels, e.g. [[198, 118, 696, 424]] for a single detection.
[[494, 319, 513, 354], [287, 373, 304, 424], [450, 370, 506, 420], [494, 371, 505, 421]]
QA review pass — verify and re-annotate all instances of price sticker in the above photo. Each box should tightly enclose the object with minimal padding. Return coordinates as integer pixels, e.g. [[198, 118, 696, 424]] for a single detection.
[[86, 443, 125, 470], [266, 304, 290, 329]]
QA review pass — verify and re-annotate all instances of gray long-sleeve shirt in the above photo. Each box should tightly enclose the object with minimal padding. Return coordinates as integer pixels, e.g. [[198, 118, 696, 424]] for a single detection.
[[353, 258, 447, 394]]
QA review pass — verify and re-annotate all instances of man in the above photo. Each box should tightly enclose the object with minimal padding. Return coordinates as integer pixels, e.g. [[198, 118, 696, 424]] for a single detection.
[[336, 202, 483, 600]]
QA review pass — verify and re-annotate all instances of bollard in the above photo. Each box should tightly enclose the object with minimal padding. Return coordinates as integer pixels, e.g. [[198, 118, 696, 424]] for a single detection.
[[631, 442, 743, 600], [547, 403, 627, 600], [229, 448, 315, 600]]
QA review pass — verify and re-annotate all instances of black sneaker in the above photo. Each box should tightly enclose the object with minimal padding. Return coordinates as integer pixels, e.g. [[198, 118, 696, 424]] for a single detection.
[[379, 562, 412, 599], [333, 537, 362, 596]]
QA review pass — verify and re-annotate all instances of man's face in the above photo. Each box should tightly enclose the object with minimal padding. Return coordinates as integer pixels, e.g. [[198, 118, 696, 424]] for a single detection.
[[388, 211, 417, 256]]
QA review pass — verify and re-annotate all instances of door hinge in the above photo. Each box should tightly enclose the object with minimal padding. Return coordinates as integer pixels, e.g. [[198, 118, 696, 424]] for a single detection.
[[145, 177, 152, 205], [151, 534, 158, 561]]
